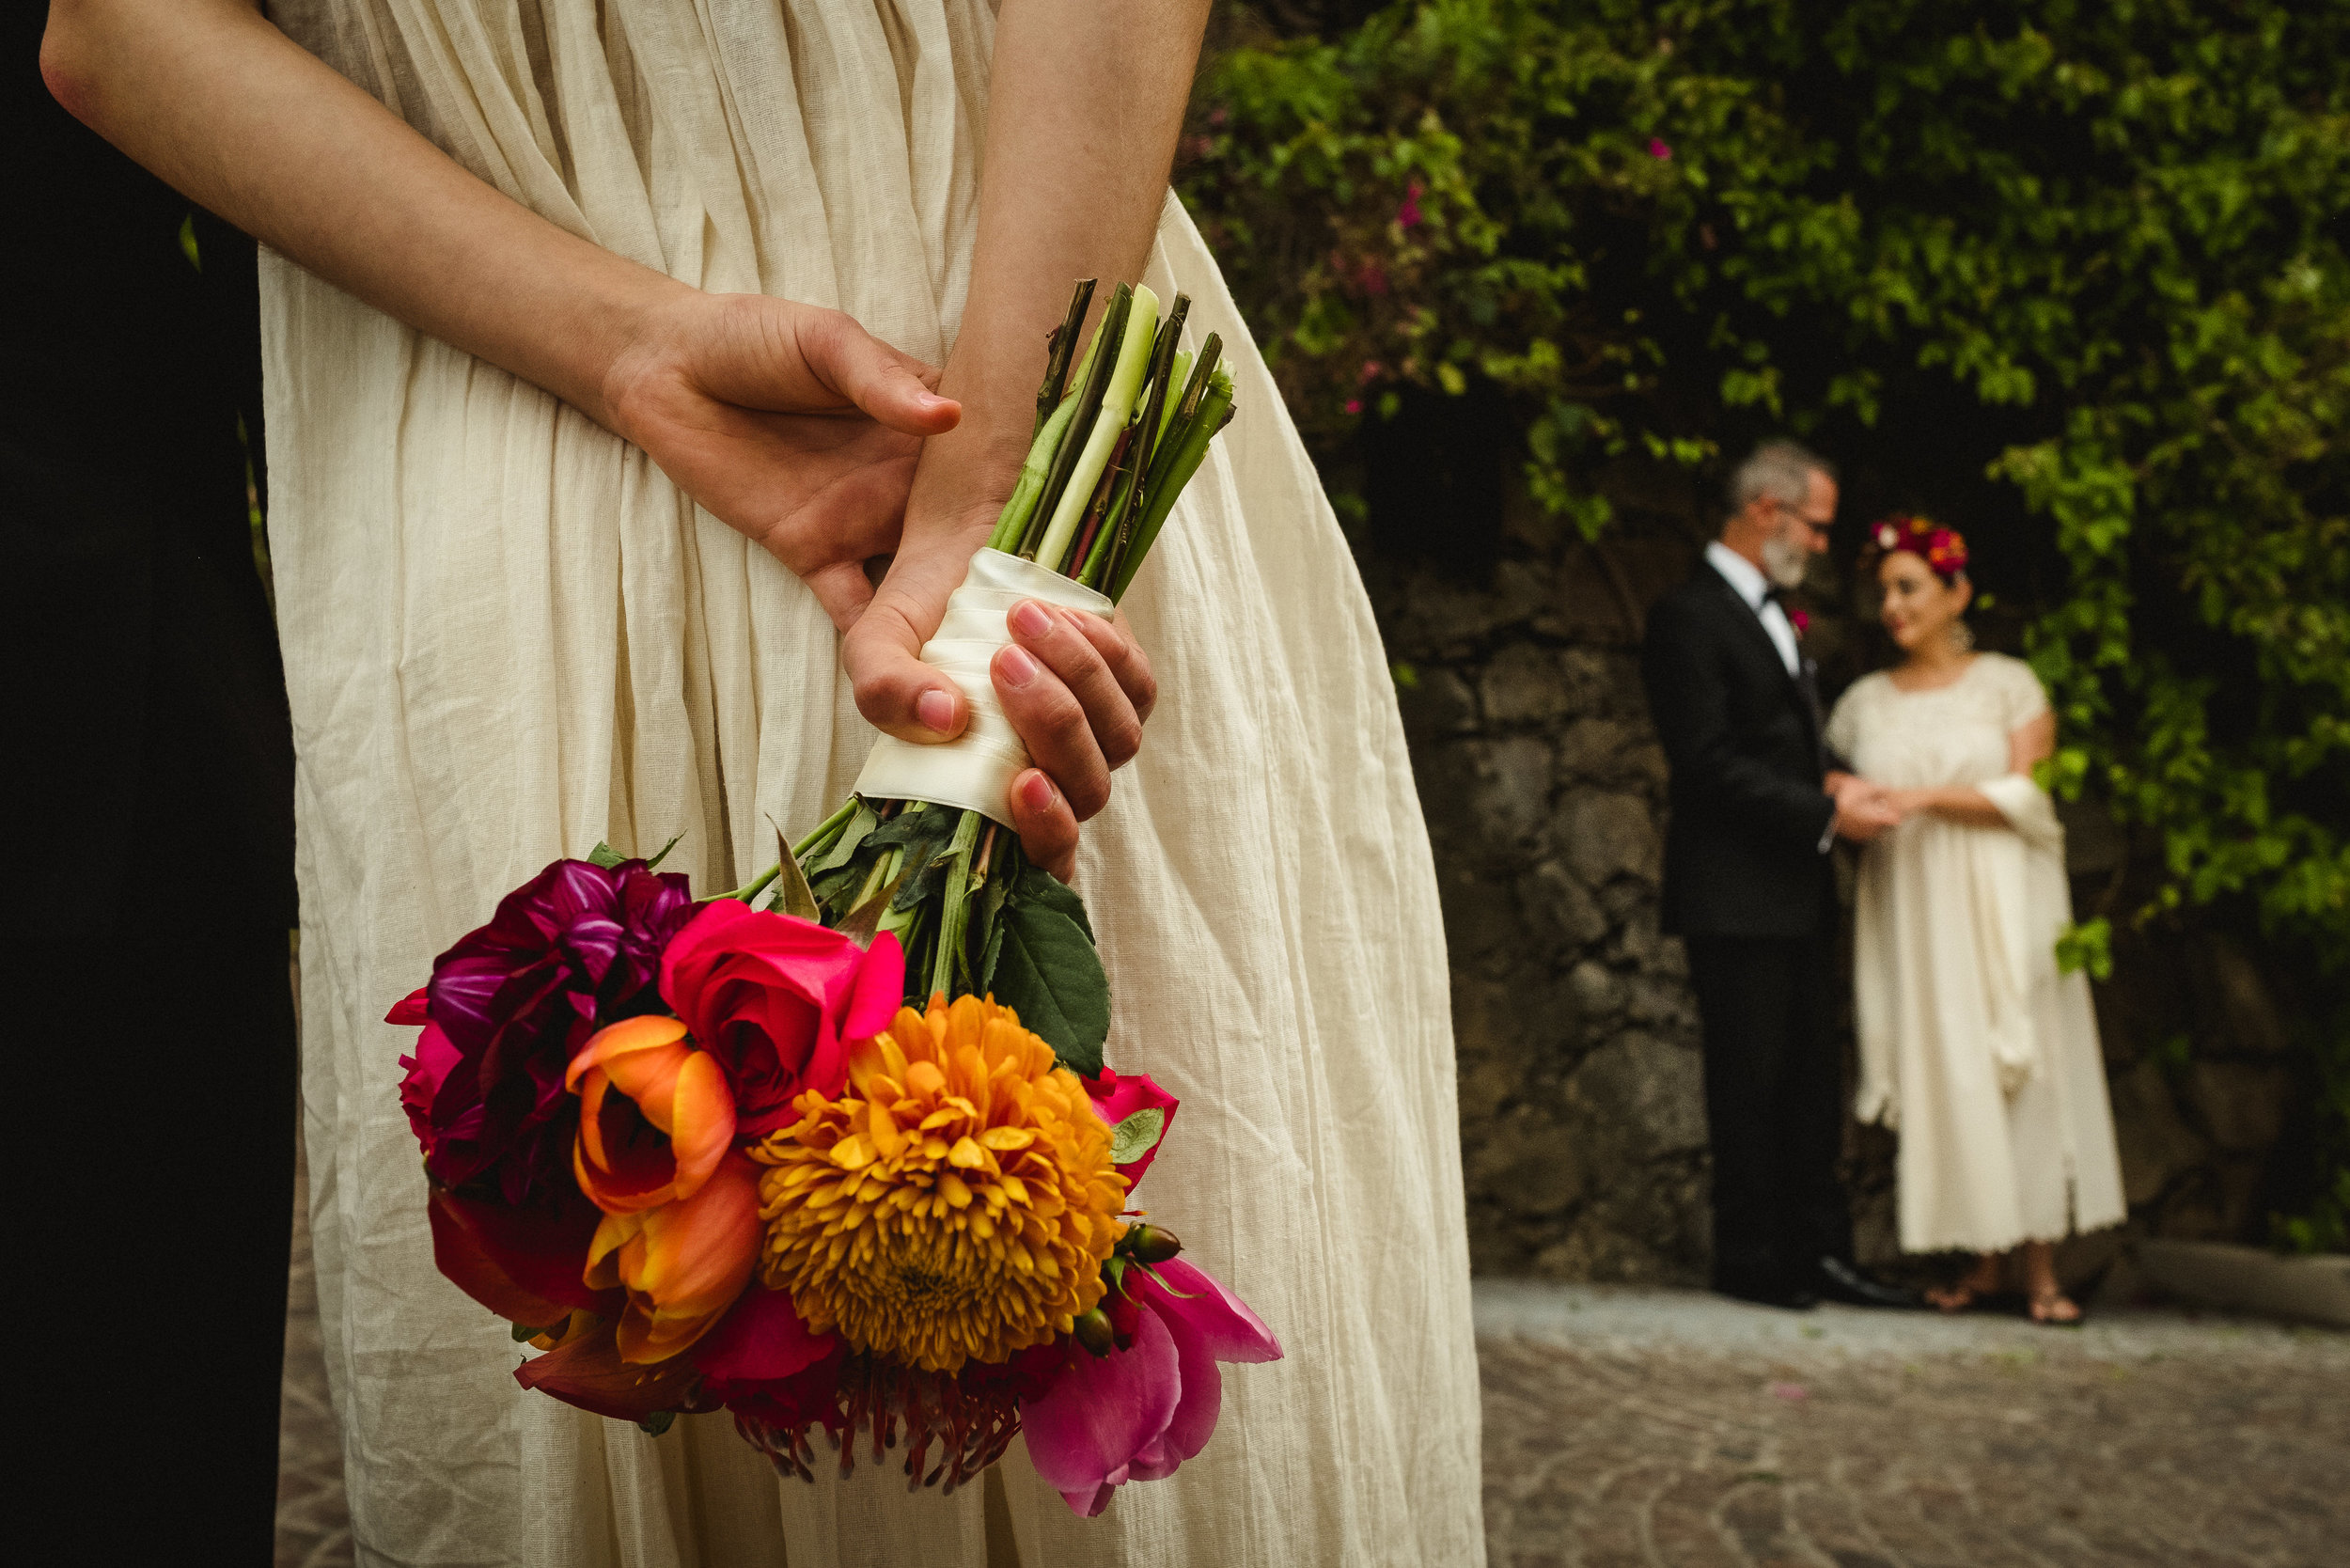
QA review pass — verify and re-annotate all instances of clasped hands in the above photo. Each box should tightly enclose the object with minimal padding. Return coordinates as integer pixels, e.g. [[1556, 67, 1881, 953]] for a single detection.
[[1827, 772, 1908, 842], [600, 290, 1154, 883]]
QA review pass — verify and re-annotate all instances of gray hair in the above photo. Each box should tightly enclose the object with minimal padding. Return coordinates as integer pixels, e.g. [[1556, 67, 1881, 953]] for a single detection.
[[1727, 440, 1837, 516]]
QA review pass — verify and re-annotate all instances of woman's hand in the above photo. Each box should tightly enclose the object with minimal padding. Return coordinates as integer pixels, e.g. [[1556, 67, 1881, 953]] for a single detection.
[[43, 1, 957, 631], [841, 494, 1157, 883], [602, 292, 960, 629]]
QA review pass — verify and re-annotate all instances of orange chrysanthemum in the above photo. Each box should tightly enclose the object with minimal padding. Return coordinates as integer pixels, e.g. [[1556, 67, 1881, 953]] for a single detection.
[[748, 995, 1127, 1373]]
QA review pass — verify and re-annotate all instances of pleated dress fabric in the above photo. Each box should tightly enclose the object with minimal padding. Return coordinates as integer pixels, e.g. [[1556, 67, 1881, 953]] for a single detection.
[[258, 2, 1481, 1563], [1825, 654, 2126, 1255]]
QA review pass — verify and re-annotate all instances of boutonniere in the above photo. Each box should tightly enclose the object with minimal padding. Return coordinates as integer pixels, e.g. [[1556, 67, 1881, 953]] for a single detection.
[[1791, 608, 1811, 636]]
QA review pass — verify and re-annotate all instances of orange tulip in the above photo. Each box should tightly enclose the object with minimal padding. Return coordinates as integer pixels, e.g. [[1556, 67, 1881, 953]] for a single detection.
[[567, 1015, 734, 1215], [586, 1153, 761, 1363]]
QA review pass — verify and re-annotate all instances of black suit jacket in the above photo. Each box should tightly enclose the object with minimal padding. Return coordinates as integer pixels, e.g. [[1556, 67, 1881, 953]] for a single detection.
[[1639, 558, 1838, 938]]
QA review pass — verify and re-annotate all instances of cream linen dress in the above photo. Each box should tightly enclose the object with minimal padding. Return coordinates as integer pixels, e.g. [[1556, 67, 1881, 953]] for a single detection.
[[258, 3, 1482, 1563], [1825, 653, 2125, 1254]]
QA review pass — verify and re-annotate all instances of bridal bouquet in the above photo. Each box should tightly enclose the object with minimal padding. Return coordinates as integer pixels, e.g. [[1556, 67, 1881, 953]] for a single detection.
[[390, 282, 1277, 1516]]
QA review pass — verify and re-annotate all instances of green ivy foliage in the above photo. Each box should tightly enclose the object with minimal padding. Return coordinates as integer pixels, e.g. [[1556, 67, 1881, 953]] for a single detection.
[[1182, 0, 2349, 1243]]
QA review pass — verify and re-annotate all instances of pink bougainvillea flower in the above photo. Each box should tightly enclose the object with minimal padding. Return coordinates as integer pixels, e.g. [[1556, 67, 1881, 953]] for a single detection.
[[1083, 1067, 1179, 1187], [1344, 398, 1364, 416], [1396, 179, 1424, 229], [1019, 1258, 1281, 1515], [566, 1015, 735, 1215], [659, 902, 904, 1134], [1649, 137, 1673, 159], [584, 1152, 762, 1363]]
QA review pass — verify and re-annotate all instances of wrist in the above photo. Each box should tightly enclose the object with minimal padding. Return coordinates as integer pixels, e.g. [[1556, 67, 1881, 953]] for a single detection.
[[584, 272, 707, 440]]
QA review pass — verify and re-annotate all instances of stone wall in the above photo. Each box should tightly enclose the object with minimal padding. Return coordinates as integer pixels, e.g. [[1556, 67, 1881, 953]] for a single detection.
[[1362, 527, 2308, 1285]]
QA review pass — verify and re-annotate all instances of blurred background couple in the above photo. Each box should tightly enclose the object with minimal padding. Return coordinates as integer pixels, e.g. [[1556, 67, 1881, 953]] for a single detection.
[[1642, 440, 2126, 1323]]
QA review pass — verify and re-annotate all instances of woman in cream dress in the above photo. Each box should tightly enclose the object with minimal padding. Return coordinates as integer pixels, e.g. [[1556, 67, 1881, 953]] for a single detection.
[[1825, 517, 2125, 1323], [45, 1, 1483, 1563]]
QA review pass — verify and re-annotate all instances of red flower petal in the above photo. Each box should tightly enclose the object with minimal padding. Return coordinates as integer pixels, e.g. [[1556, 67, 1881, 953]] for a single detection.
[[427, 1185, 613, 1325], [513, 1317, 704, 1423], [386, 987, 430, 1027], [690, 1286, 838, 1383]]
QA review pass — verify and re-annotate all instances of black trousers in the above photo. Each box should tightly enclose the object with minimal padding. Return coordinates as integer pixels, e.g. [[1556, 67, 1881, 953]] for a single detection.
[[1684, 933, 1853, 1293]]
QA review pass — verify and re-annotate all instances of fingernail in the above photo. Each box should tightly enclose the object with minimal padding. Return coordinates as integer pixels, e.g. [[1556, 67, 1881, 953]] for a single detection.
[[999, 647, 1040, 688], [1011, 601, 1054, 639], [1020, 772, 1057, 812], [918, 689, 956, 733]]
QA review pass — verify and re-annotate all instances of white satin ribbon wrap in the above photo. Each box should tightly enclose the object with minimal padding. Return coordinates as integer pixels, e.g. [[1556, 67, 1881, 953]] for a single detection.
[[853, 548, 1115, 825]]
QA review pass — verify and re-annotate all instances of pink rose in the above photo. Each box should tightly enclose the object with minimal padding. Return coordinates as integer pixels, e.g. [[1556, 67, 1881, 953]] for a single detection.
[[658, 902, 904, 1135]]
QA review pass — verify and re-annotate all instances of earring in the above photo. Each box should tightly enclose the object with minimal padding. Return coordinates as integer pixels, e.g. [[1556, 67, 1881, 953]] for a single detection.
[[1949, 619, 1975, 653]]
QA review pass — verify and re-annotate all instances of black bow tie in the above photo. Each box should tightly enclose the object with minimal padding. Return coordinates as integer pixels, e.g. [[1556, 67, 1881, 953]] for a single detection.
[[1762, 585, 1793, 606]]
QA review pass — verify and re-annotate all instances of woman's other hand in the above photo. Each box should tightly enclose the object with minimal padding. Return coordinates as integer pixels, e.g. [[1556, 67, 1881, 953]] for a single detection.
[[601, 293, 961, 629], [840, 493, 1157, 883]]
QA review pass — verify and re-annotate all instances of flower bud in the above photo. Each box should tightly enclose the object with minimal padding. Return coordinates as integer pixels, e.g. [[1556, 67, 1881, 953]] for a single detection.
[[1073, 1307, 1116, 1357], [1130, 1224, 1183, 1263]]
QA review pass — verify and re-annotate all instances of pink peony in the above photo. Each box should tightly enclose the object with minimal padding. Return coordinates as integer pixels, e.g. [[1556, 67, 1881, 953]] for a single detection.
[[1019, 1259, 1281, 1515]]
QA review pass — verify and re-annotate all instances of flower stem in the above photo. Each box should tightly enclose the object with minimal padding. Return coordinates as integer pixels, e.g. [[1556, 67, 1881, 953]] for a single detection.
[[1033, 279, 1097, 439], [927, 809, 985, 1001], [793, 797, 860, 861], [1031, 285, 1161, 574]]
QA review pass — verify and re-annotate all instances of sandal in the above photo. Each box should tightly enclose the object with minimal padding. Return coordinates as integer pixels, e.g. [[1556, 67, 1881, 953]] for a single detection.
[[2029, 1286, 2083, 1325], [1929, 1259, 2000, 1314]]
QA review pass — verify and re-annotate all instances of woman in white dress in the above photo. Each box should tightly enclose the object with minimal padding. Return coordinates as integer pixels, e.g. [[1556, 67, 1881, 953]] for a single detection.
[[45, 2, 1483, 1563], [1825, 516, 2126, 1324]]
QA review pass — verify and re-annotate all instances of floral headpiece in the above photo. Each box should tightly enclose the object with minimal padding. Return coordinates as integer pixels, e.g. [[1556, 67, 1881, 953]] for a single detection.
[[1869, 513, 1967, 582]]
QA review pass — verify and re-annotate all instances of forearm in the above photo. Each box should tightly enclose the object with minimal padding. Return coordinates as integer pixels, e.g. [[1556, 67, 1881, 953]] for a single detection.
[[40, 0, 685, 430], [907, 0, 1214, 528], [1908, 786, 2010, 827]]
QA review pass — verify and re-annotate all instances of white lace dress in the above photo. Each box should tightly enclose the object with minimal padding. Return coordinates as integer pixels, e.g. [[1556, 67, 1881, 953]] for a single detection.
[[1826, 653, 2126, 1254], [258, 2, 1483, 1562]]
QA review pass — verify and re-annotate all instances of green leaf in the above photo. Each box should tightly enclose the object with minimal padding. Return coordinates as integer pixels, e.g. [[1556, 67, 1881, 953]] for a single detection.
[[989, 892, 1109, 1073], [837, 870, 907, 949], [764, 818, 822, 922], [807, 804, 879, 875], [1110, 1107, 1166, 1166], [1018, 862, 1096, 942], [587, 841, 626, 870], [642, 833, 684, 871]]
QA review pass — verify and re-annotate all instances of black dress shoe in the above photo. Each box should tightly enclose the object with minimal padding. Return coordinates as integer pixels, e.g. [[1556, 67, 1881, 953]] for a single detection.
[[1813, 1256, 1923, 1309], [1715, 1278, 1820, 1310]]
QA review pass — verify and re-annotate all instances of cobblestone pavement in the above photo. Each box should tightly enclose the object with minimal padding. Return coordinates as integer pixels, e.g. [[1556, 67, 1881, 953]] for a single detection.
[[279, 1247, 2348, 1567], [1477, 1282, 2350, 1568]]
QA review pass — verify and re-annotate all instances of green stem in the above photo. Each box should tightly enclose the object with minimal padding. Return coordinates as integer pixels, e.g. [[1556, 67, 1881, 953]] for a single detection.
[[989, 393, 1084, 553], [927, 809, 985, 1001], [715, 863, 782, 904], [1033, 279, 1097, 439], [792, 797, 860, 861], [1023, 285, 1131, 558], [1111, 349, 1231, 603], [1031, 285, 1161, 573]]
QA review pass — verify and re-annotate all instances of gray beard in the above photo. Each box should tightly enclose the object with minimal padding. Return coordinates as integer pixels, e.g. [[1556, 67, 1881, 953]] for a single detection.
[[1761, 532, 1810, 589]]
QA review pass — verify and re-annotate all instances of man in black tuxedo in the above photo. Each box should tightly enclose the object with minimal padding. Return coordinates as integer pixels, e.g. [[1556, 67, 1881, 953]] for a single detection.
[[1640, 442, 1911, 1310], [10, 22, 297, 1558]]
